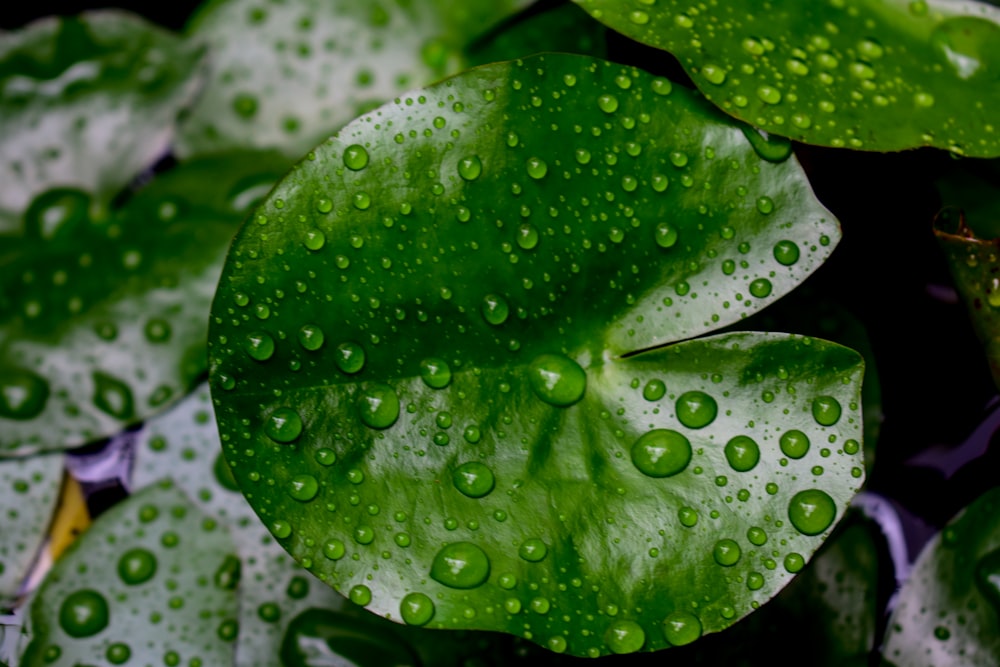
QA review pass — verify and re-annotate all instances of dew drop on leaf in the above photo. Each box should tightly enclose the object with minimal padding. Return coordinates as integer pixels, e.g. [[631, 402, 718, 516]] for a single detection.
[[419, 358, 452, 389], [400, 592, 435, 626], [788, 489, 837, 535], [58, 589, 110, 638], [481, 293, 510, 325], [604, 619, 646, 654], [117, 548, 157, 585], [343, 144, 370, 171], [724, 435, 760, 472], [527, 354, 586, 406], [452, 462, 495, 498], [662, 610, 702, 646], [779, 429, 810, 459], [356, 384, 400, 429], [713, 538, 741, 566], [429, 542, 491, 589], [334, 341, 366, 374], [630, 429, 692, 478], [518, 538, 548, 562], [812, 396, 842, 426], [265, 407, 304, 443], [675, 391, 717, 428]]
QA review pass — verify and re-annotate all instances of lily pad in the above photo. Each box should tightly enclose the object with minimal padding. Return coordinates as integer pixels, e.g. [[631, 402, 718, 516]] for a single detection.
[[572, 0, 1000, 156], [933, 207, 1000, 390], [18, 481, 239, 667], [0, 151, 289, 455], [175, 0, 533, 159], [209, 54, 865, 657], [0, 453, 62, 610], [0, 11, 205, 233], [883, 485, 1000, 666]]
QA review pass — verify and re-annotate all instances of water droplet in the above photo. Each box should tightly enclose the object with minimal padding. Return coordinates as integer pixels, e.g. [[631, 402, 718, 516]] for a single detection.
[[213, 453, 240, 491], [678, 506, 698, 527], [265, 407, 304, 443], [349, 584, 372, 606], [353, 192, 371, 210], [245, 331, 275, 361], [304, 228, 326, 251], [773, 240, 800, 265], [452, 462, 495, 498], [316, 198, 333, 214], [298, 324, 325, 351], [143, 318, 171, 343], [357, 384, 400, 429], [106, 642, 131, 664], [597, 94, 619, 113], [516, 223, 539, 250], [117, 548, 157, 585], [713, 539, 741, 566], [59, 589, 109, 637], [631, 429, 692, 478], [701, 63, 726, 85], [747, 527, 768, 546], [914, 91, 935, 107], [343, 144, 369, 170], [974, 547, 1000, 615], [463, 425, 482, 444], [741, 128, 793, 162], [232, 93, 258, 118], [430, 542, 491, 589], [604, 619, 645, 654], [0, 368, 49, 419], [812, 396, 842, 426], [481, 294, 510, 325], [654, 222, 679, 249], [528, 354, 586, 407], [92, 371, 135, 420], [749, 278, 772, 298], [788, 489, 837, 535], [662, 611, 702, 646], [526, 157, 548, 180], [642, 379, 666, 401], [335, 341, 366, 374], [400, 592, 435, 626], [323, 539, 346, 560], [519, 538, 548, 562], [725, 435, 760, 472], [784, 552, 805, 573], [419, 358, 452, 389], [458, 155, 483, 181], [930, 17, 999, 81], [288, 474, 319, 502], [24, 188, 90, 239], [780, 429, 810, 458], [675, 391, 717, 429], [756, 85, 782, 104]]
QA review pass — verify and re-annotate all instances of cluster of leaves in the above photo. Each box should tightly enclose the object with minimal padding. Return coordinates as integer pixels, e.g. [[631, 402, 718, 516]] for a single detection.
[[1, 0, 999, 665]]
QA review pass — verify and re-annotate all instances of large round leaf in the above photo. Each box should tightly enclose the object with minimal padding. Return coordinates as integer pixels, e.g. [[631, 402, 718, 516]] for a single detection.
[[175, 0, 533, 159], [0, 152, 288, 455], [18, 481, 239, 667], [883, 486, 1000, 666], [0, 11, 205, 233], [209, 53, 865, 657], [572, 0, 1000, 156]]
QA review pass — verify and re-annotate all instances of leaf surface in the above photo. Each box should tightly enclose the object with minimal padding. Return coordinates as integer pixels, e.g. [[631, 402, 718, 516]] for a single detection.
[[883, 486, 1000, 666], [572, 0, 1000, 156], [209, 53, 865, 657], [18, 481, 239, 667], [0, 11, 204, 232], [0, 152, 288, 455]]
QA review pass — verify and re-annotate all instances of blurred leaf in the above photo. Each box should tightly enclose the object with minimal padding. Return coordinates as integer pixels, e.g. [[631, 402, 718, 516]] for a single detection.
[[209, 53, 866, 657], [882, 486, 1000, 666], [18, 481, 239, 667], [0, 151, 288, 455], [572, 0, 1000, 156], [0, 11, 204, 232]]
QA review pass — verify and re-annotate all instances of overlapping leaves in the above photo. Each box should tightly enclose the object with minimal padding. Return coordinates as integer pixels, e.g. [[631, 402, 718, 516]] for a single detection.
[[209, 53, 865, 656]]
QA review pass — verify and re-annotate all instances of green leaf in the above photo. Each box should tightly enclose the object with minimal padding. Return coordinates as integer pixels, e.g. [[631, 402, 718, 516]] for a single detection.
[[883, 486, 1000, 666], [0, 454, 62, 609], [175, 0, 533, 159], [0, 151, 288, 455], [209, 53, 865, 657], [933, 206, 1000, 390], [572, 0, 1000, 156], [0, 11, 205, 233], [18, 481, 239, 667]]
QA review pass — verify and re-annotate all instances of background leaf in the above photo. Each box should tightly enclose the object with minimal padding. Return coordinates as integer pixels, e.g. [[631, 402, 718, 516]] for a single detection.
[[18, 481, 239, 667], [882, 485, 1000, 666], [209, 53, 864, 656], [0, 151, 288, 455], [0, 11, 205, 232], [572, 0, 1000, 156], [175, 0, 534, 159]]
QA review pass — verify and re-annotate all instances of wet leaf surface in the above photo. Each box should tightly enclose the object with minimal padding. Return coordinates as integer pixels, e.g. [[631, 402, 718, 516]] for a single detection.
[[209, 53, 865, 656], [0, 454, 62, 610], [883, 485, 1000, 667], [176, 0, 533, 159], [0, 151, 289, 455], [18, 481, 239, 667], [572, 0, 1000, 156], [0, 11, 204, 232]]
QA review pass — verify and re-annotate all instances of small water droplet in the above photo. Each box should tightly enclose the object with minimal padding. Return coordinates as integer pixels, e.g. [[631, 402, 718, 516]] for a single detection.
[[452, 462, 495, 498], [265, 407, 304, 443], [92, 371, 134, 420], [528, 354, 587, 407], [400, 592, 435, 626], [245, 331, 275, 361], [343, 144, 370, 170], [357, 384, 400, 429], [58, 589, 109, 637], [458, 155, 483, 181], [419, 358, 452, 389], [517, 223, 539, 250], [598, 94, 619, 113], [713, 539, 741, 566], [518, 538, 548, 562], [349, 584, 372, 606], [323, 539, 345, 560], [298, 324, 325, 351], [288, 474, 319, 502], [788, 489, 837, 535], [430, 542, 491, 589], [631, 429, 692, 478], [773, 240, 800, 265], [678, 506, 698, 527], [780, 429, 810, 458], [0, 368, 49, 419], [303, 228, 326, 251], [604, 619, 646, 654], [117, 548, 157, 585], [662, 611, 702, 646], [654, 222, 679, 249], [481, 294, 510, 326], [526, 157, 548, 180], [232, 93, 258, 118], [675, 391, 717, 429], [812, 396, 842, 426], [642, 379, 666, 401], [143, 318, 171, 343], [725, 435, 760, 472], [335, 341, 366, 374], [749, 278, 772, 298]]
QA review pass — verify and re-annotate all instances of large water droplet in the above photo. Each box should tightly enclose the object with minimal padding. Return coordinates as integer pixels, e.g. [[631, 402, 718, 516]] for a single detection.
[[265, 407, 304, 443], [518, 538, 548, 562], [298, 324, 325, 351], [430, 542, 491, 589], [24, 188, 90, 239], [662, 611, 702, 646], [930, 17, 1000, 81], [654, 223, 678, 249], [400, 592, 435, 626], [517, 223, 539, 250], [780, 429, 810, 458], [812, 396, 842, 426], [631, 429, 691, 478], [773, 240, 800, 265], [788, 489, 837, 535], [335, 341, 366, 374], [452, 462, 495, 498], [457, 155, 483, 181], [481, 293, 509, 325], [245, 331, 276, 361], [92, 371, 135, 420], [0, 368, 49, 419], [675, 391, 717, 429], [59, 589, 109, 637], [420, 358, 452, 389], [117, 548, 157, 585], [526, 157, 548, 180], [713, 539, 741, 566], [357, 384, 400, 429], [343, 144, 370, 170], [604, 619, 646, 654], [288, 475, 319, 502], [724, 435, 760, 472], [528, 354, 586, 407]]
